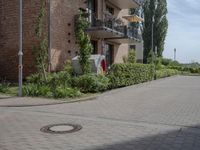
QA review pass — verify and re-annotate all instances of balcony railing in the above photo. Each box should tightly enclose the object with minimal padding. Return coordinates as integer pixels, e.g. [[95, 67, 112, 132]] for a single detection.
[[87, 12, 142, 41], [88, 12, 125, 35], [127, 27, 143, 41]]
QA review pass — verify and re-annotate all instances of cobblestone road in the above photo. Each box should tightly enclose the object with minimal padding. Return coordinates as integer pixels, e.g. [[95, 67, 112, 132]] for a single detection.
[[1, 76, 200, 150]]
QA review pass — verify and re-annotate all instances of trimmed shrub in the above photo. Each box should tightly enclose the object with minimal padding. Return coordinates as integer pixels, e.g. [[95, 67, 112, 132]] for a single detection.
[[108, 63, 154, 89], [156, 69, 179, 79], [72, 74, 110, 93]]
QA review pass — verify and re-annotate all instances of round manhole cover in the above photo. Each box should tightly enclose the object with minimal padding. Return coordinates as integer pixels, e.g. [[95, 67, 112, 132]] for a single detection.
[[40, 124, 82, 134]]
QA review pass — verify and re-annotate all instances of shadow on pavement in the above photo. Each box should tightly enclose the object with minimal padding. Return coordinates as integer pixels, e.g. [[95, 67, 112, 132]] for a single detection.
[[84, 125, 200, 150]]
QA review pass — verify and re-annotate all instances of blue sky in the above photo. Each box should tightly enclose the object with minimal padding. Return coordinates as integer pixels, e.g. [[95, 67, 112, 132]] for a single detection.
[[164, 0, 200, 63]]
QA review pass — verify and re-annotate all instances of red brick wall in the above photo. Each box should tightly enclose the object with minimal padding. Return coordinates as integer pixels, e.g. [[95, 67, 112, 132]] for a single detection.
[[0, 0, 48, 81], [0, 0, 19, 81], [0, 0, 87, 80], [50, 0, 86, 71]]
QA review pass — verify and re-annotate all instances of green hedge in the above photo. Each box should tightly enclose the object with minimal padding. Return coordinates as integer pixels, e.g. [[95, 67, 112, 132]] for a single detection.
[[156, 69, 179, 79], [108, 63, 154, 89]]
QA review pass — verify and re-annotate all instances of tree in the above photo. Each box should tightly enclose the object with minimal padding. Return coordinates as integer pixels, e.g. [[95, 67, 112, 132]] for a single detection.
[[33, 1, 48, 81], [154, 0, 168, 57], [143, 0, 168, 63], [123, 49, 136, 64], [75, 12, 93, 74]]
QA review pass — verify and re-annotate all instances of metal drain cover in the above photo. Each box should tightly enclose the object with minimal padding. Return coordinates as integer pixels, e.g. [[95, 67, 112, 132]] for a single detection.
[[40, 124, 82, 134]]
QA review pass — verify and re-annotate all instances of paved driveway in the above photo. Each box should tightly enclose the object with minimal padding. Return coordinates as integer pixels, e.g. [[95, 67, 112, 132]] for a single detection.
[[1, 76, 200, 150]]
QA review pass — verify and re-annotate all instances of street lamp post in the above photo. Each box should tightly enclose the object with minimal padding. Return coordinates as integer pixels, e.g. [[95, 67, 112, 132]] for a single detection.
[[151, 16, 154, 59], [18, 0, 23, 97], [174, 48, 176, 61]]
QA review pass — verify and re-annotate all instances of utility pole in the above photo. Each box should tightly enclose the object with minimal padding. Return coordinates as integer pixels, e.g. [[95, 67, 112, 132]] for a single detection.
[[18, 0, 23, 97], [174, 48, 176, 61]]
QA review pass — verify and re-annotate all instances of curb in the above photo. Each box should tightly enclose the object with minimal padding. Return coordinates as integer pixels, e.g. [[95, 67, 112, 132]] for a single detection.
[[0, 94, 99, 108]]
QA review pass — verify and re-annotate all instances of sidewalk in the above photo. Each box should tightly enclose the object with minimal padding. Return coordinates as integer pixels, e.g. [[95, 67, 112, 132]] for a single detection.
[[0, 95, 97, 107]]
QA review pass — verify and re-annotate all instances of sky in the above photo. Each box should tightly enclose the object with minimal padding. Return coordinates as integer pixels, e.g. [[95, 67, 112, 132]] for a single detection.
[[164, 0, 200, 63]]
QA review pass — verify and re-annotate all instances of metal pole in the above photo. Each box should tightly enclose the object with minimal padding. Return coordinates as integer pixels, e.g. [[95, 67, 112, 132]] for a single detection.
[[18, 0, 23, 97], [151, 16, 154, 63], [154, 46, 157, 80], [155, 46, 157, 57], [174, 48, 176, 61], [151, 16, 154, 52], [48, 0, 52, 72]]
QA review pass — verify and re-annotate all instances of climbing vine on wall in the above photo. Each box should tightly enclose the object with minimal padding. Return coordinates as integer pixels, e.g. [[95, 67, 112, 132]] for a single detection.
[[74, 11, 93, 74], [33, 0, 48, 81]]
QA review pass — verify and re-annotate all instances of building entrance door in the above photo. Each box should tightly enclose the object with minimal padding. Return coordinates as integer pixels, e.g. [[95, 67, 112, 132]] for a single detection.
[[105, 44, 114, 69]]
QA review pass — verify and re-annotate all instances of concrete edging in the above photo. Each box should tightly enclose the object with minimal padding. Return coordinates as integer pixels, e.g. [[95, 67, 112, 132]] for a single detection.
[[0, 94, 99, 107]]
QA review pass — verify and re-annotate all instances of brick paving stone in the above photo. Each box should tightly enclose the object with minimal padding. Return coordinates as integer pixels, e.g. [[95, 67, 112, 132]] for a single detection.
[[0, 76, 200, 150]]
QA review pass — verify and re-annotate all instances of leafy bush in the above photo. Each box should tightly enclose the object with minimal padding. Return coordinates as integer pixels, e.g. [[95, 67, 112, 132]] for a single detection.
[[24, 71, 81, 98], [0, 82, 10, 93], [72, 74, 110, 93], [47, 71, 71, 87], [168, 66, 200, 74], [156, 69, 179, 79], [26, 74, 42, 84], [23, 84, 52, 97], [64, 60, 73, 75], [123, 49, 136, 64], [23, 83, 82, 99], [53, 86, 82, 98], [108, 63, 154, 89], [26, 71, 71, 87], [161, 58, 174, 66]]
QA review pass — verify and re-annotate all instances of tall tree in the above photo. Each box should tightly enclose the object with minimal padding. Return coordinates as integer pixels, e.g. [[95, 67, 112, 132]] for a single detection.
[[154, 0, 168, 57], [142, 0, 168, 63]]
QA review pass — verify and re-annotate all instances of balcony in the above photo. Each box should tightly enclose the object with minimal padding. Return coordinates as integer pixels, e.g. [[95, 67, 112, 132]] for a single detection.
[[107, 0, 141, 9], [106, 26, 142, 44], [85, 13, 142, 43]]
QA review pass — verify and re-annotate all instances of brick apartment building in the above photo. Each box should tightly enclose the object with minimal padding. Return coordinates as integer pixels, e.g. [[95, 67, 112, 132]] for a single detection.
[[0, 0, 143, 81]]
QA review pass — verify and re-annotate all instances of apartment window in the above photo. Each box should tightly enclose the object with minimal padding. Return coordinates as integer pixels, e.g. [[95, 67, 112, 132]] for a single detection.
[[88, 0, 97, 26], [91, 40, 98, 54], [88, 0, 97, 13], [130, 45, 136, 50]]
